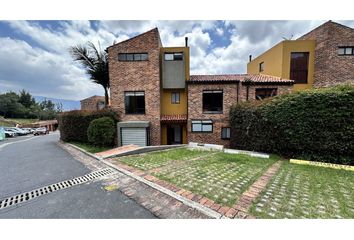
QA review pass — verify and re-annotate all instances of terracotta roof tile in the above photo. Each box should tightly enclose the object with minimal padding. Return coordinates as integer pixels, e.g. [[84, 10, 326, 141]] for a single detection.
[[189, 74, 294, 84], [161, 114, 187, 122]]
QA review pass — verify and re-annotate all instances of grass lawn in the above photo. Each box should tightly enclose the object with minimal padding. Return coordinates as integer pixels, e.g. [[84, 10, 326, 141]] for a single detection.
[[0, 117, 39, 127], [70, 142, 111, 153], [117, 147, 211, 170], [250, 161, 354, 219], [115, 147, 278, 207]]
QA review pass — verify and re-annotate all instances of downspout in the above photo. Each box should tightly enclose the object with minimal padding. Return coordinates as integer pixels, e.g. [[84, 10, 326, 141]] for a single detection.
[[246, 84, 249, 101]]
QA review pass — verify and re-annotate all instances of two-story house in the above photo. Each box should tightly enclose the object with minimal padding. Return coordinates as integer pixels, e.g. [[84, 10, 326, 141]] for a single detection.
[[247, 21, 354, 90], [108, 28, 294, 147]]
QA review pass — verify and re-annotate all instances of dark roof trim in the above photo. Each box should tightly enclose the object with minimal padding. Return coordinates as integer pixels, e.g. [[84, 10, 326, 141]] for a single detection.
[[241, 81, 294, 86], [187, 80, 240, 84]]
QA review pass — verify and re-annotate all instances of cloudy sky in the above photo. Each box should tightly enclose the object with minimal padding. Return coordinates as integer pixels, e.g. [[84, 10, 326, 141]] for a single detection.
[[0, 20, 353, 100]]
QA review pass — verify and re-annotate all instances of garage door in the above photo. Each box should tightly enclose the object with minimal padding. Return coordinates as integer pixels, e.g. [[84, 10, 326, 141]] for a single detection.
[[121, 127, 147, 147]]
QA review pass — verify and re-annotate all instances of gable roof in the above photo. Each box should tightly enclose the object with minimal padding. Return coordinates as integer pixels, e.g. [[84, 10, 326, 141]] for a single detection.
[[107, 28, 162, 50], [189, 74, 294, 85], [298, 20, 354, 40], [80, 95, 105, 102]]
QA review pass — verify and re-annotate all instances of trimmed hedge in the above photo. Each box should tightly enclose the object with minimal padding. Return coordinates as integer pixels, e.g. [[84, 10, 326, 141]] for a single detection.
[[87, 117, 115, 146], [230, 85, 354, 165], [59, 109, 119, 143]]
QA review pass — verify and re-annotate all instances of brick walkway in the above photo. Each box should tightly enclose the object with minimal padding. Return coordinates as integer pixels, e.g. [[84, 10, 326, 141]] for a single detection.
[[59, 142, 209, 219], [95, 144, 140, 158], [231, 161, 283, 218]]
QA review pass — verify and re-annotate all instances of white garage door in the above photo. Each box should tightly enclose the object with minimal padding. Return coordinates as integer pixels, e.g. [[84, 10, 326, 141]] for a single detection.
[[121, 127, 147, 147]]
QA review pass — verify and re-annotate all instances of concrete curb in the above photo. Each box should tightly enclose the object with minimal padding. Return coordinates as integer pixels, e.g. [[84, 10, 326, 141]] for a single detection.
[[64, 142, 224, 219]]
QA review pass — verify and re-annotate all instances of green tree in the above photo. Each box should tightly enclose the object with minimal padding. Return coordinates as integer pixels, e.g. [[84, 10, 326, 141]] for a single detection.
[[18, 89, 35, 108], [69, 42, 110, 106]]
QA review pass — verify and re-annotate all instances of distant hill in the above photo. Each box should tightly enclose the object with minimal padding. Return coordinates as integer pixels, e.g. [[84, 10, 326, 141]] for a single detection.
[[34, 96, 80, 111]]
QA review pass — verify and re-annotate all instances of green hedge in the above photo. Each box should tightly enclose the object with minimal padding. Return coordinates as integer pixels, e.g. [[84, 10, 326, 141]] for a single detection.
[[230, 85, 354, 165], [87, 117, 115, 147], [59, 109, 119, 143]]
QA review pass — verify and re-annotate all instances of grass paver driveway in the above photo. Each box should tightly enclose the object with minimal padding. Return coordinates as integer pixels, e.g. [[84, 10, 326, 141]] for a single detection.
[[250, 161, 354, 219], [115, 148, 278, 207]]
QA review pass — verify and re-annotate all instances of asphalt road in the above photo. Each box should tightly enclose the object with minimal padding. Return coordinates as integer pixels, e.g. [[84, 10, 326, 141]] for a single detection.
[[0, 133, 155, 218]]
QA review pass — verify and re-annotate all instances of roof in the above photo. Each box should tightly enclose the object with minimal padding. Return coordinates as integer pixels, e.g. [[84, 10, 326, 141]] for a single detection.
[[298, 20, 354, 40], [107, 28, 161, 50], [160, 114, 187, 122], [80, 95, 105, 102], [189, 74, 294, 85]]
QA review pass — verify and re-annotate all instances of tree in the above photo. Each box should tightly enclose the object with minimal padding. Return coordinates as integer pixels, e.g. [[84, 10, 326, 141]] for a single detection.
[[19, 89, 35, 108], [69, 42, 110, 106]]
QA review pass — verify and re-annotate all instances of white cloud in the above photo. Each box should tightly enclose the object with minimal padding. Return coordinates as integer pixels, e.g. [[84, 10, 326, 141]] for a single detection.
[[0, 37, 102, 100]]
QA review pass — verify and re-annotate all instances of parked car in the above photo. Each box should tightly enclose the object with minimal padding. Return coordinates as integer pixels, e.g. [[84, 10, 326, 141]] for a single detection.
[[34, 127, 48, 135], [22, 128, 34, 134], [4, 130, 16, 137], [5, 127, 28, 136]]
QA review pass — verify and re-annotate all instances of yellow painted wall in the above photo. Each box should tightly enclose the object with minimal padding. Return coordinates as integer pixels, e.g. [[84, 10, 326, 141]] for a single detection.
[[161, 89, 187, 115], [247, 40, 315, 90]]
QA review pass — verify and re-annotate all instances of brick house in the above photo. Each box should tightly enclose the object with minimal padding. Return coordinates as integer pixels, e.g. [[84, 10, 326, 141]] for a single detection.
[[80, 95, 105, 111], [108, 28, 294, 147], [248, 21, 354, 90]]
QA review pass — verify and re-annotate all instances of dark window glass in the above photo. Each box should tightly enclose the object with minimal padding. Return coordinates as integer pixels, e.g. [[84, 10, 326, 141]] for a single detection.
[[259, 62, 264, 72], [203, 90, 223, 113], [171, 92, 180, 104], [118, 53, 126, 61], [125, 91, 145, 114], [134, 53, 141, 61], [126, 54, 134, 61], [338, 47, 354, 55], [164, 52, 183, 61], [255, 88, 277, 100], [191, 120, 213, 133], [290, 52, 309, 84], [221, 127, 231, 139], [118, 53, 148, 61]]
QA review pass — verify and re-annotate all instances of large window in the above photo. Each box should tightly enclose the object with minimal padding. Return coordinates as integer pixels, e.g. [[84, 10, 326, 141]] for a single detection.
[[290, 52, 309, 84], [338, 47, 354, 55], [255, 88, 277, 100], [124, 91, 145, 114], [203, 90, 223, 113], [171, 92, 180, 104], [118, 53, 148, 61], [164, 52, 183, 61], [191, 120, 213, 133], [221, 127, 231, 139]]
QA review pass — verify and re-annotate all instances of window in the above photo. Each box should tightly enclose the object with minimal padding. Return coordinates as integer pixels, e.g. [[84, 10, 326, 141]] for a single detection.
[[259, 62, 264, 72], [124, 91, 145, 114], [164, 52, 183, 61], [290, 52, 309, 84], [338, 47, 354, 55], [191, 120, 213, 133], [202, 90, 223, 113], [221, 127, 231, 139], [255, 88, 277, 100], [118, 53, 148, 61], [171, 92, 180, 104]]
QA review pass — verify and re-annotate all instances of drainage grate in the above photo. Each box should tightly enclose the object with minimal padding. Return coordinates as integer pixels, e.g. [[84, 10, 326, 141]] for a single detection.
[[0, 168, 115, 210]]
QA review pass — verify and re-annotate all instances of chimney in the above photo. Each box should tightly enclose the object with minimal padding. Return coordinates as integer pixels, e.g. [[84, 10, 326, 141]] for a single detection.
[[185, 37, 188, 47], [249, 55, 252, 62]]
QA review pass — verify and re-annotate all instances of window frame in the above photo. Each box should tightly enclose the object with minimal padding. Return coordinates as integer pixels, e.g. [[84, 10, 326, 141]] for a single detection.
[[338, 46, 354, 56], [118, 53, 149, 62], [202, 90, 223, 114], [259, 62, 264, 72], [191, 120, 213, 133], [164, 52, 184, 61], [255, 88, 278, 100], [124, 91, 146, 114], [221, 127, 231, 140], [290, 52, 309, 84], [171, 92, 180, 104]]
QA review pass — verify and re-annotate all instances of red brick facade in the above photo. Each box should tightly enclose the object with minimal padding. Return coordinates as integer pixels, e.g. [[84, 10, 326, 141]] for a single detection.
[[108, 28, 162, 145], [187, 82, 293, 147], [298, 21, 354, 88], [80, 95, 105, 111]]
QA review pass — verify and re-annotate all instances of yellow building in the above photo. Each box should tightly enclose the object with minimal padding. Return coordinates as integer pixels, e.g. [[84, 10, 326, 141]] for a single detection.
[[160, 46, 190, 145], [247, 40, 315, 91]]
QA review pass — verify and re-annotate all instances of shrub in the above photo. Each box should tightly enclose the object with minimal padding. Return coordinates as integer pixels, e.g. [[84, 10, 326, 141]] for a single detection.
[[87, 117, 115, 146], [230, 84, 354, 165], [59, 109, 119, 143]]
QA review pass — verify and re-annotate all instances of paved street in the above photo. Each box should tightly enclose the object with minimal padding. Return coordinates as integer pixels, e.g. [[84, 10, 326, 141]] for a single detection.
[[0, 133, 155, 218]]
